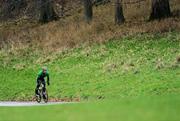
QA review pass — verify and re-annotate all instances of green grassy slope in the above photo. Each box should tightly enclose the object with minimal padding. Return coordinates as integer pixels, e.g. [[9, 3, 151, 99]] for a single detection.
[[0, 31, 180, 121], [0, 32, 180, 101]]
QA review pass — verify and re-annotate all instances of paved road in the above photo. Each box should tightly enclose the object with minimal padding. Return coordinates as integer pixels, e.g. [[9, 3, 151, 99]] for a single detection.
[[0, 101, 74, 107]]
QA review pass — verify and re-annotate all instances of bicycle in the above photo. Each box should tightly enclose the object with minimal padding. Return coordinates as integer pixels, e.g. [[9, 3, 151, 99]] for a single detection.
[[35, 83, 48, 103]]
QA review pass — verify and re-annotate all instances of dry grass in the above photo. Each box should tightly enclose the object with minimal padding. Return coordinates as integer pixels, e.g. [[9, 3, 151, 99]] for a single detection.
[[0, 0, 179, 52]]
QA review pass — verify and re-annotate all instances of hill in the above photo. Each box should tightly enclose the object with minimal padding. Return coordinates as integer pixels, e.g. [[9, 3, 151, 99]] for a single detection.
[[0, 31, 180, 121], [0, 32, 179, 101]]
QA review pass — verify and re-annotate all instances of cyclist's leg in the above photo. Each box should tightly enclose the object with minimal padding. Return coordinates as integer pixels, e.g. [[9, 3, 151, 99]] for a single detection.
[[42, 79, 46, 94], [35, 79, 41, 95]]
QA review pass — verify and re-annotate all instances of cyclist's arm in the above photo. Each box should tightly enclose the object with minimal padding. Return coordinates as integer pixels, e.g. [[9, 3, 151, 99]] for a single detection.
[[47, 73, 50, 85]]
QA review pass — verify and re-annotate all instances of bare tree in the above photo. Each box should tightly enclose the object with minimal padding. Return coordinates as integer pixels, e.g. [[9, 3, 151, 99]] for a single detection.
[[60, 0, 66, 17], [57, 0, 66, 17], [0, 0, 27, 20], [149, 0, 171, 20], [39, 0, 58, 23], [83, 0, 93, 23], [115, 0, 125, 25], [94, 0, 110, 6]]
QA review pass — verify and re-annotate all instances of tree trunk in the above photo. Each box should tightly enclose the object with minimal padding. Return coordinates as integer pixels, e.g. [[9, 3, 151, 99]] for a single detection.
[[39, 0, 58, 23], [115, 0, 125, 25], [149, 0, 171, 20], [60, 0, 65, 17], [83, 0, 93, 23]]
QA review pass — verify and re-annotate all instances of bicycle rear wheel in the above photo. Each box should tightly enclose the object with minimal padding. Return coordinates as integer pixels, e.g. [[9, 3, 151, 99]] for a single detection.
[[43, 90, 48, 103]]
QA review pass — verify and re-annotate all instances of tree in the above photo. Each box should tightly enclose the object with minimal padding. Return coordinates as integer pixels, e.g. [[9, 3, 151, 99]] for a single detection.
[[94, 0, 110, 6], [83, 0, 93, 23], [115, 0, 125, 25], [0, 0, 27, 20], [149, 0, 171, 20], [60, 0, 65, 17], [57, 0, 66, 17], [39, 0, 58, 23]]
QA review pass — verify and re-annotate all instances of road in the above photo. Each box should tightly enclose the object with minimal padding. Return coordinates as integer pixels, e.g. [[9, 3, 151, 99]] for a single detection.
[[0, 101, 74, 107]]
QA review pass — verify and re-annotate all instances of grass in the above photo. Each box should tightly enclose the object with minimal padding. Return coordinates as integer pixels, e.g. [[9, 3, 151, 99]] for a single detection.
[[0, 31, 179, 101], [0, 95, 180, 121], [0, 31, 179, 121]]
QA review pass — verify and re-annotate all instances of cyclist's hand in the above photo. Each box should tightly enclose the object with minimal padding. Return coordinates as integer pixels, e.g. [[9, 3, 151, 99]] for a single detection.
[[47, 82, 50, 86]]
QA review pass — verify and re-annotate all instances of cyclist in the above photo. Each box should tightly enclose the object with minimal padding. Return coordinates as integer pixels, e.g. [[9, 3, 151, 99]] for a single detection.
[[35, 67, 50, 97]]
